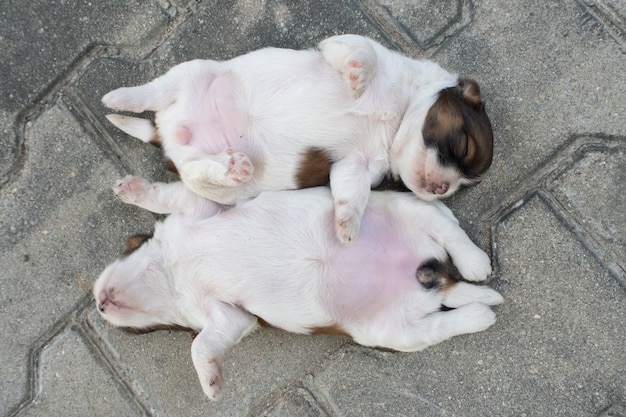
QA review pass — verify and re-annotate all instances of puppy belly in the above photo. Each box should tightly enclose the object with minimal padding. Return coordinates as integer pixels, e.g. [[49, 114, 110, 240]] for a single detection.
[[163, 72, 251, 156], [326, 210, 425, 319]]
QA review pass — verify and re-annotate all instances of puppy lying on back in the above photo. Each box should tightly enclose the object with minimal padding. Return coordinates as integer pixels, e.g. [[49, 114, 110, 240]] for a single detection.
[[94, 176, 503, 400], [102, 34, 493, 245]]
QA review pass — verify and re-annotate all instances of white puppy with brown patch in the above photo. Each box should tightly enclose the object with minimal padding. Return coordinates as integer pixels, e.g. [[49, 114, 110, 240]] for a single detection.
[[94, 176, 502, 400], [102, 34, 493, 245]]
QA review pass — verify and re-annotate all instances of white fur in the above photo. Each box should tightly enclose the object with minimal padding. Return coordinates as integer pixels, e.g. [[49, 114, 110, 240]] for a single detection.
[[102, 35, 472, 245], [95, 177, 502, 400]]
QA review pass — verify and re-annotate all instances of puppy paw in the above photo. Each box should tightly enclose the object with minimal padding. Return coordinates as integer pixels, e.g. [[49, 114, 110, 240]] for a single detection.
[[112, 175, 152, 204], [455, 248, 492, 282], [197, 360, 224, 401], [334, 203, 361, 245], [457, 303, 497, 333], [180, 149, 254, 188], [102, 87, 147, 113], [319, 36, 376, 99], [344, 53, 375, 98], [224, 148, 254, 185]]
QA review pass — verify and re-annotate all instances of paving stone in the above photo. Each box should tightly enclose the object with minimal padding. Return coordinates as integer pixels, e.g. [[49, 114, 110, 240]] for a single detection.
[[439, 0, 626, 237], [153, 0, 393, 63], [0, 0, 171, 184], [256, 386, 329, 417], [0, 0, 169, 112], [87, 309, 345, 417], [548, 147, 626, 272], [0, 103, 155, 416], [16, 326, 143, 417], [491, 196, 625, 416], [362, 0, 472, 50], [581, 0, 626, 51]]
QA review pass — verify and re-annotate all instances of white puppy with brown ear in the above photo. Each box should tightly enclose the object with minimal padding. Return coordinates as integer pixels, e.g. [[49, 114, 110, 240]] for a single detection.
[[102, 34, 493, 245], [94, 177, 503, 401]]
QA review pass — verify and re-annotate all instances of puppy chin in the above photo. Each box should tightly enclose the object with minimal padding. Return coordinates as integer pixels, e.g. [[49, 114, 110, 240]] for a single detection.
[[408, 184, 458, 201]]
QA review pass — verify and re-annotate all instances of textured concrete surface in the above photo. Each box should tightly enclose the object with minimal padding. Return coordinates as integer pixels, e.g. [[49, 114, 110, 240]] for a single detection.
[[1, 1, 624, 416]]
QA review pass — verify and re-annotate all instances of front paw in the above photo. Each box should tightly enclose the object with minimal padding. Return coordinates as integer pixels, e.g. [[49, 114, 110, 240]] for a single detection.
[[319, 36, 376, 99], [197, 360, 224, 401], [112, 175, 152, 204], [455, 248, 492, 282], [335, 202, 361, 245]]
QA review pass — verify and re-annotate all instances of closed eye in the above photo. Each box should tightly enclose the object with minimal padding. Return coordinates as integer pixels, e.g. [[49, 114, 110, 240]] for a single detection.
[[455, 133, 469, 160]]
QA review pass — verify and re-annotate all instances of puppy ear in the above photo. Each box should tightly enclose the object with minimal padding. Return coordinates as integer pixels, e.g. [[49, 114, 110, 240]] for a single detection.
[[458, 78, 483, 107], [123, 233, 153, 256]]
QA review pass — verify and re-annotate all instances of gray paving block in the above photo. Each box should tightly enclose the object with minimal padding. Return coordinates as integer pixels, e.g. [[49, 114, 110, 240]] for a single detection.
[[16, 326, 144, 417], [153, 0, 394, 64], [0, 103, 155, 415], [0, 0, 169, 112], [362, 0, 473, 51], [259, 386, 328, 417], [492, 195, 625, 416], [581, 0, 626, 51], [0, 0, 171, 184], [548, 147, 626, 271], [87, 310, 345, 417], [439, 0, 626, 236]]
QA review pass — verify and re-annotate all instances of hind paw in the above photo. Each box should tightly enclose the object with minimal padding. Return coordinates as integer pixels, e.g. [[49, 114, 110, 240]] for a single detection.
[[113, 176, 152, 204]]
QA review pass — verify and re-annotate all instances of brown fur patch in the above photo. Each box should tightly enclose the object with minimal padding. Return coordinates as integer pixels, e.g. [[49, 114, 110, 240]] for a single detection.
[[416, 259, 457, 292], [295, 147, 332, 188], [149, 130, 163, 148], [165, 159, 178, 174], [259, 317, 349, 338], [256, 317, 278, 329], [423, 79, 493, 179], [309, 324, 350, 337], [122, 233, 153, 257], [124, 324, 198, 339]]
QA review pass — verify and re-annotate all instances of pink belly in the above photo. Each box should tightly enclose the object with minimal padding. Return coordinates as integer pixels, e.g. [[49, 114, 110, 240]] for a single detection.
[[184, 73, 250, 155], [326, 210, 424, 319]]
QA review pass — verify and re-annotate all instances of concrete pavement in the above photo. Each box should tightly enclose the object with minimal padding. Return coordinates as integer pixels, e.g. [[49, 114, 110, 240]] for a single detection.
[[1, 0, 624, 416]]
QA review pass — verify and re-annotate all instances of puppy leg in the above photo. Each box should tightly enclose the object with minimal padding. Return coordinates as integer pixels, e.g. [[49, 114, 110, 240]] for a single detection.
[[329, 156, 372, 245], [179, 148, 254, 189], [319, 34, 377, 99], [442, 282, 504, 308], [113, 175, 222, 218], [350, 302, 497, 352], [191, 301, 257, 401], [102, 78, 176, 113], [102, 60, 217, 112], [421, 202, 493, 282]]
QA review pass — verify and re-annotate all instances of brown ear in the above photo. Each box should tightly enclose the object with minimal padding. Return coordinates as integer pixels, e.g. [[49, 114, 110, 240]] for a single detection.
[[123, 233, 153, 256], [459, 78, 483, 107]]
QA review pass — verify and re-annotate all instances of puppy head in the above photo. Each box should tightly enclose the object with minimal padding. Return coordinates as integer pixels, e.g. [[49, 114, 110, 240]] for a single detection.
[[94, 233, 176, 329], [392, 78, 493, 200]]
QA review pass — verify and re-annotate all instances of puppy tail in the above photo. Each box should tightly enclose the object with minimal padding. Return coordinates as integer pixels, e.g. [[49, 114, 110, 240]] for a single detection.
[[105, 115, 159, 145]]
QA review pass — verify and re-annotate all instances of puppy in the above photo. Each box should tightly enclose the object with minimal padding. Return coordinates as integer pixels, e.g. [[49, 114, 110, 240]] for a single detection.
[[94, 176, 503, 400], [102, 34, 493, 245]]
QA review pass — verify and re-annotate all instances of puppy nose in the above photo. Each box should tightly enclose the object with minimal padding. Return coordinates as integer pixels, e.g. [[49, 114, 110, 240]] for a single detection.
[[98, 290, 111, 312], [432, 182, 449, 195]]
